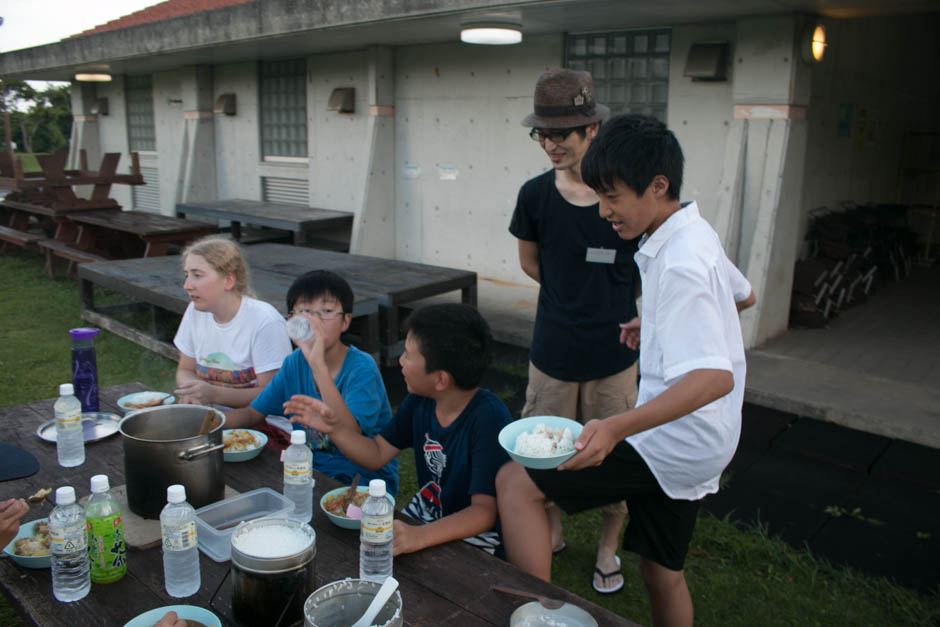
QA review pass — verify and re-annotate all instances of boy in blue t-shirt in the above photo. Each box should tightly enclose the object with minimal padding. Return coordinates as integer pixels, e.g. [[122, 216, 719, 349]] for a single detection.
[[225, 270, 398, 494], [285, 303, 511, 556]]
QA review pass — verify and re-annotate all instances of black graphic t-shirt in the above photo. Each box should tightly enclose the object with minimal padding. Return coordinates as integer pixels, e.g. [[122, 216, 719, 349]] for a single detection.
[[380, 389, 511, 554]]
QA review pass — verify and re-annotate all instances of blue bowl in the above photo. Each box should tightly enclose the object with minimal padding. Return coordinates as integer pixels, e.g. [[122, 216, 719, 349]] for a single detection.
[[320, 486, 396, 530], [222, 429, 267, 462], [498, 416, 583, 470], [123, 605, 220, 627], [2, 518, 50, 569]]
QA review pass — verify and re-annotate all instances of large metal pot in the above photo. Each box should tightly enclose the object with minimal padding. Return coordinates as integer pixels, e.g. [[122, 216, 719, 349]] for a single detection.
[[118, 404, 225, 518]]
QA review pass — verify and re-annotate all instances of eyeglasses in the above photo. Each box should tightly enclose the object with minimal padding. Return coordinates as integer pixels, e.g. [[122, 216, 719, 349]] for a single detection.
[[529, 127, 582, 144], [287, 308, 345, 321]]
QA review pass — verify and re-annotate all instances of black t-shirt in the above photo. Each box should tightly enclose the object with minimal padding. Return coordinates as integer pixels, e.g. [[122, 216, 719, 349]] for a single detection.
[[509, 169, 639, 381]]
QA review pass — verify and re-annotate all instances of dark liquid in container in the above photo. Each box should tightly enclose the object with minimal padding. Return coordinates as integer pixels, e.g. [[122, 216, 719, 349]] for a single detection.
[[72, 346, 99, 411]]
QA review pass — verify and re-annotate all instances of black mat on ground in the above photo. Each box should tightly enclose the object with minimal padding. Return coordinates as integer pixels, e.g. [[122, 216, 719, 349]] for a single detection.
[[772, 417, 891, 471], [0, 442, 39, 481]]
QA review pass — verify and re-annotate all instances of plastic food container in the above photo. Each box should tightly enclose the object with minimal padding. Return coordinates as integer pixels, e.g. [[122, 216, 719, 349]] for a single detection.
[[195, 487, 293, 562]]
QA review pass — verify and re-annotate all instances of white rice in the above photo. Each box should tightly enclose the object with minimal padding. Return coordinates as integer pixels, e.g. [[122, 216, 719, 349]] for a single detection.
[[514, 423, 575, 457], [232, 524, 312, 557]]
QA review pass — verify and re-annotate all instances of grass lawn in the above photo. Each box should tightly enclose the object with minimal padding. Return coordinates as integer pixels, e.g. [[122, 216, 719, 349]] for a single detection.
[[1, 250, 938, 626]]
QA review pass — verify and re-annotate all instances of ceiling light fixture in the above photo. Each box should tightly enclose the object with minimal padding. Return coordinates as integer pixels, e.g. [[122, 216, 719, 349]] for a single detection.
[[460, 21, 522, 45], [74, 73, 112, 82]]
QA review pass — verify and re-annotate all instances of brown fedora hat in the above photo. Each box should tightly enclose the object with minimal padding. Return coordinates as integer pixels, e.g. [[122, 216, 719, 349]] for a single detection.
[[521, 68, 610, 129]]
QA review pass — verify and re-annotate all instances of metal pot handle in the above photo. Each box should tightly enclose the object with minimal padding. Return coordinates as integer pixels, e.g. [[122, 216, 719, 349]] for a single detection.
[[178, 442, 225, 460]]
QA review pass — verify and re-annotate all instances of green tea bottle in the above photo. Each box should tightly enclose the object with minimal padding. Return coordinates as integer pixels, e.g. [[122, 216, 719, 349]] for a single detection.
[[86, 474, 127, 583]]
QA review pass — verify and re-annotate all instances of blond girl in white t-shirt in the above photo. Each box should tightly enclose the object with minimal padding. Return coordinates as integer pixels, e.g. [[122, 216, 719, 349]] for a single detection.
[[173, 236, 291, 407]]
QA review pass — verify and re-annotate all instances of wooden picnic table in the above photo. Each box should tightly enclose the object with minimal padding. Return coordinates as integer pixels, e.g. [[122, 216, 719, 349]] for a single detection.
[[70, 209, 218, 258], [243, 244, 478, 356], [0, 383, 635, 626], [77, 256, 382, 362], [176, 199, 354, 249]]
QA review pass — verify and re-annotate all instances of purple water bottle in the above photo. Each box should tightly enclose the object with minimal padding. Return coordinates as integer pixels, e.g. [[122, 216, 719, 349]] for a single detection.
[[70, 328, 100, 412]]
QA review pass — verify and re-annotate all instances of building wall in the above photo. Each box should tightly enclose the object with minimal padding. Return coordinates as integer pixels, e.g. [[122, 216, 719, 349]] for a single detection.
[[214, 62, 263, 201], [393, 35, 562, 280], [92, 77, 133, 210]]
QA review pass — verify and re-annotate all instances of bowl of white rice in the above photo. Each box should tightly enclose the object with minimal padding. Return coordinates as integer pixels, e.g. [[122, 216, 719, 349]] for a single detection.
[[498, 416, 583, 469]]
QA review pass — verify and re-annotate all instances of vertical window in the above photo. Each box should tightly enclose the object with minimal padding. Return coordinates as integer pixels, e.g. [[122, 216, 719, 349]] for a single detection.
[[126, 75, 156, 151], [565, 29, 670, 123], [259, 59, 308, 158]]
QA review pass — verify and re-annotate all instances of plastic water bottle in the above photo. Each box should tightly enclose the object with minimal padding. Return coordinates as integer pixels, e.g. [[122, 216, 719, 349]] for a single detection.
[[49, 486, 90, 602], [287, 315, 315, 343], [54, 383, 85, 467], [359, 479, 393, 583], [283, 430, 313, 522], [160, 484, 201, 598], [86, 474, 127, 583]]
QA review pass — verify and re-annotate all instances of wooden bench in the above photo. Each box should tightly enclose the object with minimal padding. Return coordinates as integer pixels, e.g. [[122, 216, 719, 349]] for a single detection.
[[0, 224, 43, 253], [37, 239, 108, 278]]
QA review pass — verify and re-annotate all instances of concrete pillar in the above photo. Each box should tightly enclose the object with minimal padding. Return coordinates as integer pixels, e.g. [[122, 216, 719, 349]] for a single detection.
[[352, 45, 396, 257], [719, 15, 814, 347], [68, 82, 102, 170], [177, 65, 217, 205]]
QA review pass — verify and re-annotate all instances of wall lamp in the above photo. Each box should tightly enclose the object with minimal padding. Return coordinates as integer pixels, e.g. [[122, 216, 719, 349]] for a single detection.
[[460, 16, 522, 45], [327, 87, 355, 113], [801, 23, 827, 63]]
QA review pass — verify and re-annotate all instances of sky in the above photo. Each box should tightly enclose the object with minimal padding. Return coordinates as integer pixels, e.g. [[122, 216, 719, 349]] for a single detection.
[[0, 0, 161, 53]]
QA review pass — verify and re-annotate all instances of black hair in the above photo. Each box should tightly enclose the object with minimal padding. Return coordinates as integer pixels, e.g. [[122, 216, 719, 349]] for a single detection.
[[581, 113, 684, 200], [286, 270, 353, 315], [404, 303, 491, 390]]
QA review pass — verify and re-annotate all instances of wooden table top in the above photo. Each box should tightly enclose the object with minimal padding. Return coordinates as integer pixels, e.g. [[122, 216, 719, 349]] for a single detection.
[[244, 244, 477, 307], [78, 256, 380, 319], [176, 200, 353, 233], [69, 210, 218, 238], [0, 384, 634, 626]]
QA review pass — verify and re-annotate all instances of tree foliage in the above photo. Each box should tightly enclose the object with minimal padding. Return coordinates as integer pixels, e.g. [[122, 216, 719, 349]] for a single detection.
[[0, 80, 72, 154]]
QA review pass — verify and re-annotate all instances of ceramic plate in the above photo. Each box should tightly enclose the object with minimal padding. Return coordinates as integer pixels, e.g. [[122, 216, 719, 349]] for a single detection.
[[498, 416, 583, 470], [2, 518, 50, 569], [123, 605, 221, 627], [222, 428, 267, 462], [116, 391, 175, 414], [35, 412, 122, 443], [320, 486, 396, 530], [510, 601, 598, 627]]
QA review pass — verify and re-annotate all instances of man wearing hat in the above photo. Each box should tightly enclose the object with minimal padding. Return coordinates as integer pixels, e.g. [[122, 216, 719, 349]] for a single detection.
[[508, 68, 640, 594]]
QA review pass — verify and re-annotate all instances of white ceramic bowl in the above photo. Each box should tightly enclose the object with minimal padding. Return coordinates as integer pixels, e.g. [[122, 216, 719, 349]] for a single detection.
[[320, 486, 396, 530], [222, 428, 267, 462], [123, 604, 221, 627], [498, 416, 583, 470], [2, 518, 50, 569]]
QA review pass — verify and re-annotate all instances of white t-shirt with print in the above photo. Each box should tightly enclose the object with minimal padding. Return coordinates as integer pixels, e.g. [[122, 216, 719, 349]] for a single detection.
[[628, 201, 746, 501], [174, 297, 291, 389]]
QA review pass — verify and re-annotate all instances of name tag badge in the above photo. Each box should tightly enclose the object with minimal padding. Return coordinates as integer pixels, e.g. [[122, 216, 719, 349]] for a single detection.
[[586, 247, 616, 264]]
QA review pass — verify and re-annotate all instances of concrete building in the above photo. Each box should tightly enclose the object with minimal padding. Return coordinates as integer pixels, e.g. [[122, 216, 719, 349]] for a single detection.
[[1, 0, 938, 354]]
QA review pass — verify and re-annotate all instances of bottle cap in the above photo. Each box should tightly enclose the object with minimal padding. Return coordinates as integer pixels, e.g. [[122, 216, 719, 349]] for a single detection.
[[69, 328, 100, 340], [90, 474, 109, 493], [368, 479, 386, 497], [290, 429, 306, 445], [167, 484, 186, 504], [59, 383, 74, 396], [55, 486, 76, 506]]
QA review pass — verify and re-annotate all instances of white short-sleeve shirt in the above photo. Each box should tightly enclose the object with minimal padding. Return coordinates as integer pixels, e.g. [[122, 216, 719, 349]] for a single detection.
[[174, 296, 291, 388], [628, 201, 747, 500]]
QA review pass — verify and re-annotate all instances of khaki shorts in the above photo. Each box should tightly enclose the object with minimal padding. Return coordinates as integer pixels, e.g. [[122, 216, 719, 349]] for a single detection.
[[522, 361, 638, 517]]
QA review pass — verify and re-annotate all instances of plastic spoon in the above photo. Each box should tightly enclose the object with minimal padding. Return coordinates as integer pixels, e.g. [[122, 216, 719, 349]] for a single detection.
[[350, 576, 399, 627]]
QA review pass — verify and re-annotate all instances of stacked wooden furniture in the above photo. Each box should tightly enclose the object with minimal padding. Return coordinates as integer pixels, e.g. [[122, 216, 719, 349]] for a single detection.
[[0, 149, 143, 275]]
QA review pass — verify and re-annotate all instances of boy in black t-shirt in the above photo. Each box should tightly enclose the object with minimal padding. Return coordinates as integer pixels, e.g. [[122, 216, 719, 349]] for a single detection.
[[284, 303, 512, 556]]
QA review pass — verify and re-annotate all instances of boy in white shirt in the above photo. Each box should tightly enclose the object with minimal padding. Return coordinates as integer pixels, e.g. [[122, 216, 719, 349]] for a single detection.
[[497, 114, 747, 627]]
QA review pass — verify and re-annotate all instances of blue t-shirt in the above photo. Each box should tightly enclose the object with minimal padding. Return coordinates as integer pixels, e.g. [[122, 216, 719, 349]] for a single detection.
[[252, 345, 399, 494], [380, 389, 511, 554]]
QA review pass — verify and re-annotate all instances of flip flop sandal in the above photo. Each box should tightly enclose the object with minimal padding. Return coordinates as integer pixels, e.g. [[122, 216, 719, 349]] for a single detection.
[[552, 541, 567, 555], [592, 555, 624, 594]]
